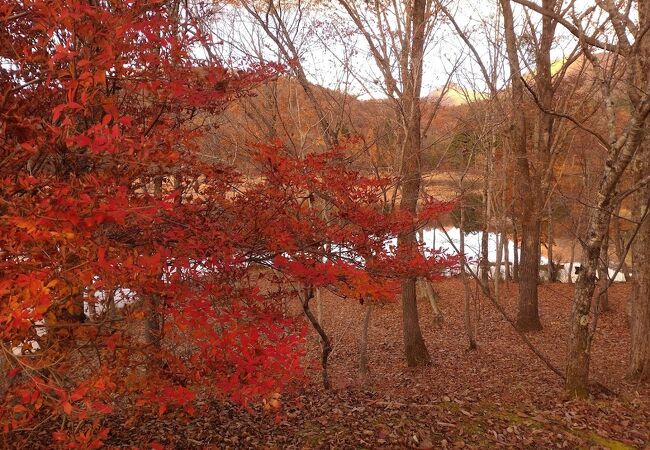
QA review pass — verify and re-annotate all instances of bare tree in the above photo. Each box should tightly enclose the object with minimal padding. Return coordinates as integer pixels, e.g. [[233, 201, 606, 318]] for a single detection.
[[443, 0, 581, 331], [628, 0, 650, 383], [336, 0, 447, 366], [500, 0, 570, 332], [509, 0, 650, 396]]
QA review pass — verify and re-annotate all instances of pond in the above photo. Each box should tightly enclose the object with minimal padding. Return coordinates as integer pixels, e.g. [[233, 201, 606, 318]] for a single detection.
[[422, 227, 626, 284]]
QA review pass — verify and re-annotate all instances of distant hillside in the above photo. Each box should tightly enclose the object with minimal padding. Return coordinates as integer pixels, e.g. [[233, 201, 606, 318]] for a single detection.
[[427, 83, 487, 106]]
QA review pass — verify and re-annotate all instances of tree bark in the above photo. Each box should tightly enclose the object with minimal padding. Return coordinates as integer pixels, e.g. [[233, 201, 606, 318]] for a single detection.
[[417, 230, 444, 324], [423, 280, 444, 324], [566, 207, 612, 397], [628, 143, 650, 379], [612, 205, 632, 281], [461, 200, 477, 349], [628, 0, 650, 382], [397, 0, 431, 367], [517, 215, 543, 330], [302, 287, 333, 389], [316, 287, 324, 346], [494, 222, 503, 299], [481, 149, 491, 286], [629, 175, 650, 379], [500, 0, 543, 332], [597, 231, 610, 312], [503, 227, 511, 281], [568, 222, 578, 284], [512, 216, 519, 281], [146, 175, 163, 348], [547, 198, 556, 282], [358, 304, 373, 380]]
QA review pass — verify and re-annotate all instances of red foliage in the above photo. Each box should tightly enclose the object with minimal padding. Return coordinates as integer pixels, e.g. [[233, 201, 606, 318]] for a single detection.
[[0, 0, 452, 445]]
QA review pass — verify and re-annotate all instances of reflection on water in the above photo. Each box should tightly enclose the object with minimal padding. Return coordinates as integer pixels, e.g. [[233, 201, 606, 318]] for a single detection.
[[421, 228, 626, 284]]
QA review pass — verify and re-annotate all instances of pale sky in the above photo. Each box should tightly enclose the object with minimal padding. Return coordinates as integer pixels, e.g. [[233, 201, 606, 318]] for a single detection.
[[208, 1, 616, 101]]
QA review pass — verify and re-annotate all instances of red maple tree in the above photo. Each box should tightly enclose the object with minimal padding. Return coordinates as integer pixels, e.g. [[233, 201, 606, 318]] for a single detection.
[[0, 1, 452, 446]]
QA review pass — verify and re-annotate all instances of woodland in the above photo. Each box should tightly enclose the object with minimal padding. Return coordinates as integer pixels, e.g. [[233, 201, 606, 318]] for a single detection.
[[1, 0, 650, 448]]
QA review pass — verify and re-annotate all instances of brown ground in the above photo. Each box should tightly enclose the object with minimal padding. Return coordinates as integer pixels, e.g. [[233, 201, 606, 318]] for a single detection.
[[101, 279, 649, 448]]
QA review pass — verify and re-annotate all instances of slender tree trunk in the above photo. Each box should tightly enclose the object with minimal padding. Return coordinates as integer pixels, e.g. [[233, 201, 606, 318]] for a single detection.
[[302, 287, 333, 389], [423, 281, 444, 324], [565, 121, 650, 396], [494, 225, 503, 299], [401, 276, 430, 366], [628, 0, 650, 382], [566, 152, 650, 397], [565, 0, 650, 395], [481, 150, 491, 286], [547, 199, 556, 282], [145, 296, 161, 347], [503, 228, 511, 281], [461, 201, 477, 349], [566, 209, 612, 397], [316, 287, 324, 345], [358, 304, 373, 380], [568, 233, 577, 284], [597, 231, 610, 312], [500, 149, 511, 283], [481, 231, 490, 284], [418, 230, 443, 323], [612, 208, 632, 281], [629, 145, 650, 380], [517, 213, 543, 330], [511, 183, 519, 282], [398, 0, 431, 367], [500, 0, 542, 332], [512, 217, 519, 281], [629, 199, 650, 380], [146, 176, 163, 347], [0, 356, 7, 400]]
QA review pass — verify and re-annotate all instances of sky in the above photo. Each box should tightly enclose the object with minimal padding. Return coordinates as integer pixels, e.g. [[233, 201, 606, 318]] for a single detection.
[[208, 1, 618, 101]]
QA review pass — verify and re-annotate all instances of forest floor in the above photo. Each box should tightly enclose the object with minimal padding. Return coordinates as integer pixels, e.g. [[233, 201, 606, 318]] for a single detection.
[[105, 280, 649, 448]]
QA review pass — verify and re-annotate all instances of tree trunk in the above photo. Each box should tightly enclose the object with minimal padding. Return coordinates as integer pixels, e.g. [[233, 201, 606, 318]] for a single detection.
[[424, 281, 444, 324], [629, 145, 650, 380], [461, 201, 477, 349], [481, 148, 491, 286], [629, 199, 650, 380], [566, 2, 650, 397], [566, 124, 650, 396], [597, 231, 610, 312], [494, 225, 503, 299], [513, 217, 519, 281], [568, 233, 577, 284], [145, 296, 161, 347], [358, 304, 373, 380], [612, 208, 632, 281], [146, 176, 164, 347], [503, 229, 511, 281], [418, 230, 443, 324], [302, 287, 333, 389], [500, 0, 542, 332], [547, 198, 556, 282], [517, 214, 543, 331], [316, 287, 324, 346], [628, 0, 650, 382], [566, 146, 650, 397], [481, 230, 490, 285], [398, 0, 431, 367], [418, 278, 444, 324], [566, 216, 608, 397]]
